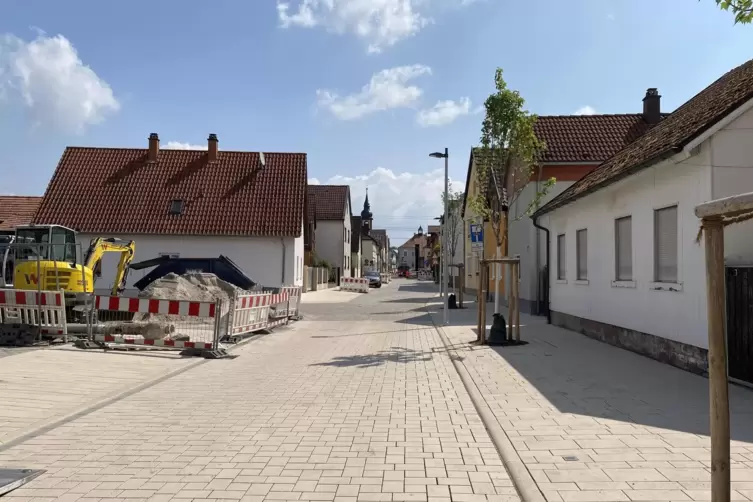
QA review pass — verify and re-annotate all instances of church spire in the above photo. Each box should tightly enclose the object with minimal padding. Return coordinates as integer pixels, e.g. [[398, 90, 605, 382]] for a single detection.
[[361, 187, 373, 220]]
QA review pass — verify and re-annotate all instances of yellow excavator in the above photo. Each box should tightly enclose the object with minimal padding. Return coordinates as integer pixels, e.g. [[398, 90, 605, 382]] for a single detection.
[[7, 224, 136, 303]]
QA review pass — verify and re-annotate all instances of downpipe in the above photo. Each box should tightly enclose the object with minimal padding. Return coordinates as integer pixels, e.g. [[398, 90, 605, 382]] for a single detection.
[[532, 215, 551, 324], [280, 237, 286, 285]]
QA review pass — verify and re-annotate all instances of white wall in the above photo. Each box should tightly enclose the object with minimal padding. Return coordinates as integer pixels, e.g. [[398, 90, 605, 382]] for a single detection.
[[542, 152, 712, 350], [314, 220, 351, 276], [399, 245, 416, 268], [711, 104, 753, 266], [362, 239, 378, 272], [79, 233, 303, 294]]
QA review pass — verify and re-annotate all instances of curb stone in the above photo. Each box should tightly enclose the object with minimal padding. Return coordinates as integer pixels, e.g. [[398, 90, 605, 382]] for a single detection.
[[424, 298, 546, 502]]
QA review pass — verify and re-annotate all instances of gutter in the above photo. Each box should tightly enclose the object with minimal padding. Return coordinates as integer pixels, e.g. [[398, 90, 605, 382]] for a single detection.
[[531, 215, 551, 324]]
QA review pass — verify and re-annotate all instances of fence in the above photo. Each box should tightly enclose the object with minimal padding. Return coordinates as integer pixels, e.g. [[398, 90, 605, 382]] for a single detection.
[[341, 277, 369, 293], [417, 269, 433, 281], [0, 288, 68, 344], [91, 295, 221, 351], [303, 266, 329, 292]]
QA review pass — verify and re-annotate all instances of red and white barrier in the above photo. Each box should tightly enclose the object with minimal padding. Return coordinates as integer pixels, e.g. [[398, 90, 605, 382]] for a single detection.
[[0, 288, 67, 336], [341, 277, 369, 293], [278, 286, 302, 317], [92, 294, 220, 351], [94, 296, 216, 318], [228, 293, 271, 337]]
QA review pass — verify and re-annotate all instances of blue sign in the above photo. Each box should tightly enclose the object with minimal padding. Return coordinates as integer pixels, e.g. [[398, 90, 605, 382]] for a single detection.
[[470, 224, 483, 252]]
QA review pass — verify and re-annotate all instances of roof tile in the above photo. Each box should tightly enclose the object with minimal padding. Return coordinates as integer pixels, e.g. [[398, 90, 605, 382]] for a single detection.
[[0, 196, 43, 231], [537, 58, 753, 215], [34, 147, 307, 236], [308, 185, 350, 221]]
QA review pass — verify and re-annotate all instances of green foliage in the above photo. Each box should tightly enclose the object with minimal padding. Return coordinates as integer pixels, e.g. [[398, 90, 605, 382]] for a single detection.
[[312, 253, 332, 269], [440, 182, 465, 259], [710, 0, 753, 23], [468, 68, 552, 248]]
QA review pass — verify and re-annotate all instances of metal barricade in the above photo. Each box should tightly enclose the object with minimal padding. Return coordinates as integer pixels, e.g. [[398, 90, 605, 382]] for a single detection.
[[266, 291, 291, 329], [226, 292, 271, 341], [278, 286, 302, 318], [341, 277, 369, 293], [0, 288, 68, 342], [91, 294, 221, 352]]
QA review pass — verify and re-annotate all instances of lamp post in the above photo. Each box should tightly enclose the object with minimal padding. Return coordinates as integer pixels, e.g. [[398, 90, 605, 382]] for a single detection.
[[430, 148, 449, 325]]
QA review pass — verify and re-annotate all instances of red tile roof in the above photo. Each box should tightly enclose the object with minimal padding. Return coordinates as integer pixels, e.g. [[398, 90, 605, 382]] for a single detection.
[[34, 146, 307, 236], [534, 114, 666, 164], [307, 185, 350, 221], [370, 229, 389, 249], [0, 196, 43, 231], [536, 58, 753, 216]]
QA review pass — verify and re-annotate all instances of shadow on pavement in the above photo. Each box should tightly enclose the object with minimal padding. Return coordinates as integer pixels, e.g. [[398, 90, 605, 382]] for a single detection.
[[310, 347, 433, 368]]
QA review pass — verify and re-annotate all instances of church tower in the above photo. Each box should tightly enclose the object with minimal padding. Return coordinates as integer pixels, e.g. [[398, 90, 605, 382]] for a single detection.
[[361, 188, 373, 235]]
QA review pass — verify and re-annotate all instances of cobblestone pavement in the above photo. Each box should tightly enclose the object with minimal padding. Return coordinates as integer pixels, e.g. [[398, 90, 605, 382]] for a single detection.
[[428, 294, 753, 502], [0, 280, 520, 502]]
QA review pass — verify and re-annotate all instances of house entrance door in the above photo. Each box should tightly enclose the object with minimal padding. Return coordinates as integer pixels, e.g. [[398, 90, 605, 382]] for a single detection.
[[725, 266, 753, 386]]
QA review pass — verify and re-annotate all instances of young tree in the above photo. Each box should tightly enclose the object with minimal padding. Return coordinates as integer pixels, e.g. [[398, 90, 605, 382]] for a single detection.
[[441, 183, 465, 288], [468, 68, 554, 314], [709, 0, 753, 23]]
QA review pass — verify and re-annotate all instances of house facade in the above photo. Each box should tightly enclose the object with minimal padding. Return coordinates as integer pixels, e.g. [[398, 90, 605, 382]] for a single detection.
[[533, 58, 753, 378], [307, 185, 352, 278], [398, 228, 430, 270], [33, 133, 307, 294], [370, 229, 390, 273], [463, 89, 667, 311], [351, 216, 362, 278]]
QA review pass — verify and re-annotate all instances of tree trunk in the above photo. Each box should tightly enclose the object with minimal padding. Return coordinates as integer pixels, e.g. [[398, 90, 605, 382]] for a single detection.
[[494, 246, 501, 314]]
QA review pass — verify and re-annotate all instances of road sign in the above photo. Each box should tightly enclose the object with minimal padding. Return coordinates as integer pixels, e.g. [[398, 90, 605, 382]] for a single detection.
[[470, 224, 483, 253]]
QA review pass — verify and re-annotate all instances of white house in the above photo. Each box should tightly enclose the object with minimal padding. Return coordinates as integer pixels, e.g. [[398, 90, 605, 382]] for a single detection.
[[308, 185, 352, 278], [532, 58, 753, 380], [33, 133, 307, 294], [463, 89, 668, 313]]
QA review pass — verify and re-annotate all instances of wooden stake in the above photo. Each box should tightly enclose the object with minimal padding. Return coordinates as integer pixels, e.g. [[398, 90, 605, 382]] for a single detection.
[[514, 262, 521, 342], [480, 263, 487, 344], [703, 217, 730, 502], [507, 262, 514, 341], [476, 263, 483, 343]]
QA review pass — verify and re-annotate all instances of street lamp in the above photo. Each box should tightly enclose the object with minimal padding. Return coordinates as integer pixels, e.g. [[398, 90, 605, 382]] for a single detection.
[[429, 148, 449, 326]]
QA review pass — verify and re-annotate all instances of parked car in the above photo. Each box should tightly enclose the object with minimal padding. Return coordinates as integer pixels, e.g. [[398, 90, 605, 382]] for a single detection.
[[406, 269, 417, 279], [364, 271, 382, 288]]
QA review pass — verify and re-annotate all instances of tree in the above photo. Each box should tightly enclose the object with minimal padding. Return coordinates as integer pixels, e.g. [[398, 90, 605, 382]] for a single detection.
[[468, 68, 554, 314], [441, 183, 465, 288], [709, 0, 753, 23]]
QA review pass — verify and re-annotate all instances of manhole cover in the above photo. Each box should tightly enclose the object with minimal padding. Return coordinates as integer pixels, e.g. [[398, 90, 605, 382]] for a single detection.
[[0, 468, 45, 496]]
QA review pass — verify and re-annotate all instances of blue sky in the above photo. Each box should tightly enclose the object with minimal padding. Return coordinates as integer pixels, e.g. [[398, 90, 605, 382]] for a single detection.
[[1, 0, 752, 244]]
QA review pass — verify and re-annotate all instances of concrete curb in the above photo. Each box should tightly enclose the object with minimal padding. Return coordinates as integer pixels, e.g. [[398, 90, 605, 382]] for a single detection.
[[425, 299, 545, 502], [0, 332, 268, 452]]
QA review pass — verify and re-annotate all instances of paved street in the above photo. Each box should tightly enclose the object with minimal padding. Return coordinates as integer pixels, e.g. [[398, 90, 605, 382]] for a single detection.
[[2, 280, 753, 502], [0, 281, 518, 502]]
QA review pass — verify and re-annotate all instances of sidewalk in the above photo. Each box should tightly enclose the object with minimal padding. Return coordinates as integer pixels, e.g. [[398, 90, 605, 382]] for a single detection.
[[0, 346, 199, 448], [427, 295, 753, 502]]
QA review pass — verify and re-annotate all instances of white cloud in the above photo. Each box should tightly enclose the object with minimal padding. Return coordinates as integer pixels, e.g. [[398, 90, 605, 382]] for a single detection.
[[317, 64, 431, 120], [316, 166, 460, 246], [163, 141, 207, 150], [574, 105, 597, 116], [416, 97, 471, 127], [0, 31, 120, 132], [277, 0, 432, 53], [308, 178, 321, 185]]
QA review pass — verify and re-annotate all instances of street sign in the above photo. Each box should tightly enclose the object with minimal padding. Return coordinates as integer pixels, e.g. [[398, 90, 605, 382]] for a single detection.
[[470, 224, 483, 253]]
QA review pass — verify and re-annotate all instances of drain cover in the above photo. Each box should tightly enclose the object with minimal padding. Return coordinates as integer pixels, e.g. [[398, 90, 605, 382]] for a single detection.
[[562, 456, 579, 462], [0, 468, 45, 496]]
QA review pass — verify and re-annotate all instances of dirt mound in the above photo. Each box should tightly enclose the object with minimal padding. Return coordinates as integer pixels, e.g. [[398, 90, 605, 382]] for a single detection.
[[134, 272, 246, 339]]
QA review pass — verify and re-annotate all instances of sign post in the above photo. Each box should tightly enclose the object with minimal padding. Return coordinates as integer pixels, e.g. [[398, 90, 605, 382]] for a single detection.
[[470, 223, 484, 253]]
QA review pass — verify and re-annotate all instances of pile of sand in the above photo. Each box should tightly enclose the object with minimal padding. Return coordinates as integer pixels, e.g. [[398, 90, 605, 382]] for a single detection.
[[134, 272, 246, 339]]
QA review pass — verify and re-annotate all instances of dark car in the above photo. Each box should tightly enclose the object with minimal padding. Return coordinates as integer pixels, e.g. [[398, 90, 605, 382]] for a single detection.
[[364, 271, 382, 288]]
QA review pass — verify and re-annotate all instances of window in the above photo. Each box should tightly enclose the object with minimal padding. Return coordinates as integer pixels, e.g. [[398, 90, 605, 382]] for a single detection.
[[576, 229, 587, 280], [169, 199, 184, 215], [557, 234, 566, 280], [654, 205, 678, 283], [615, 216, 632, 281]]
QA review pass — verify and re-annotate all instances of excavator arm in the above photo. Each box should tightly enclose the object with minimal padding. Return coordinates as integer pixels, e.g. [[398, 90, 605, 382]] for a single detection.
[[84, 238, 137, 296]]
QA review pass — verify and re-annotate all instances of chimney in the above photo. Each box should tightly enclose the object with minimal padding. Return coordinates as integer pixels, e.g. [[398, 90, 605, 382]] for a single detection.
[[208, 133, 218, 162], [147, 133, 159, 162], [643, 88, 661, 125]]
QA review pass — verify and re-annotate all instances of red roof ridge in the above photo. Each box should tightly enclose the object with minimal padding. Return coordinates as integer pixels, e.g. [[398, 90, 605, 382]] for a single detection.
[[64, 146, 307, 155]]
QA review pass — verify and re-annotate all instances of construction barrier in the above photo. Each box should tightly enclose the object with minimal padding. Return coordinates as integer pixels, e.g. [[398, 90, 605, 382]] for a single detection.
[[92, 295, 221, 351], [266, 290, 291, 329], [380, 273, 391, 284], [417, 270, 432, 281], [227, 292, 272, 339], [0, 288, 68, 337], [278, 286, 302, 318], [341, 277, 369, 293]]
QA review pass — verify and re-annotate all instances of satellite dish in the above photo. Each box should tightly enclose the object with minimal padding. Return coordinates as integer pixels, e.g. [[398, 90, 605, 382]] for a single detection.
[[259, 152, 266, 168]]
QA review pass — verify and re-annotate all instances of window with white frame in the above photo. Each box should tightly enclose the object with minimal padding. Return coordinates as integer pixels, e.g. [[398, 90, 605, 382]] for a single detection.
[[557, 234, 566, 280], [576, 229, 587, 280], [654, 205, 678, 283], [615, 216, 632, 281]]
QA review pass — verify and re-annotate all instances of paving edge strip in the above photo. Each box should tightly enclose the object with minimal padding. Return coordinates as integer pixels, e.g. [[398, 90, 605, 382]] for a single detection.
[[0, 333, 267, 453], [425, 300, 546, 502]]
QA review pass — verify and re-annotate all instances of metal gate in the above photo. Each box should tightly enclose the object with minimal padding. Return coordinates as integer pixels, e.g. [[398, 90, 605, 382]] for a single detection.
[[725, 266, 753, 385]]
